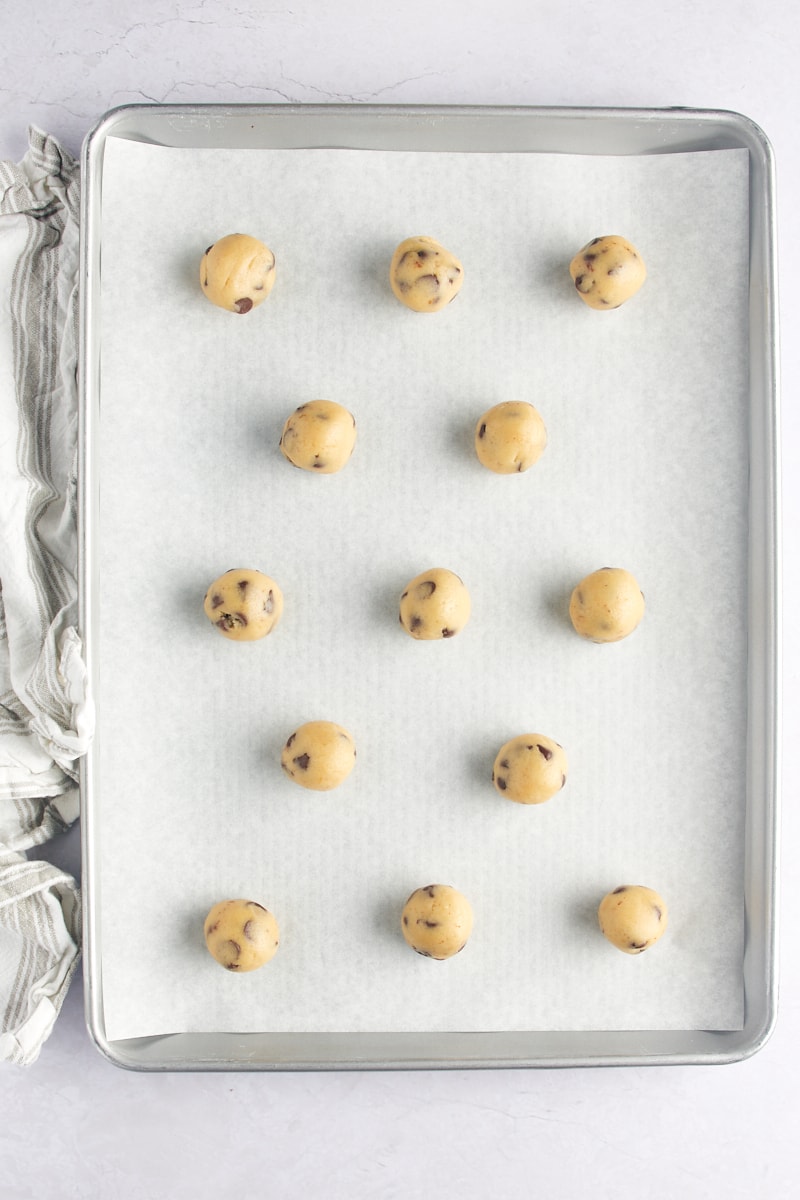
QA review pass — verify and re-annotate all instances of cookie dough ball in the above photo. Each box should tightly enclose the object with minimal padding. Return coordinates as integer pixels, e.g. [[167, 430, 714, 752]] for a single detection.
[[569, 567, 645, 643], [203, 568, 283, 641], [492, 734, 568, 804], [598, 885, 668, 954], [204, 899, 280, 972], [475, 401, 547, 474], [401, 884, 473, 959], [390, 236, 463, 312], [399, 568, 471, 640], [569, 235, 646, 310], [280, 720, 357, 791], [200, 233, 276, 314], [279, 400, 357, 474]]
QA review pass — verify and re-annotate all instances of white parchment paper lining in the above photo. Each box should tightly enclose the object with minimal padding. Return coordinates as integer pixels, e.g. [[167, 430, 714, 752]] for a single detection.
[[95, 138, 750, 1039]]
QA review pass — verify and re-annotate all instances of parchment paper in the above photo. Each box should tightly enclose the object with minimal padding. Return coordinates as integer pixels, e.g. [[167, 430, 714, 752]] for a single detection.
[[95, 136, 750, 1039]]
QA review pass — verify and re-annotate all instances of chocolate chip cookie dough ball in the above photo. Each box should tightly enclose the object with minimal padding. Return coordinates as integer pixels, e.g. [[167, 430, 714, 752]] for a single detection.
[[569, 235, 646, 310], [401, 885, 473, 959], [390, 236, 463, 312], [203, 568, 283, 641], [280, 720, 357, 791], [399, 568, 471, 640], [203, 899, 280, 972], [569, 567, 645, 643], [492, 734, 568, 804], [279, 400, 357, 474], [474, 401, 547, 474], [200, 233, 276, 313], [598, 885, 668, 954]]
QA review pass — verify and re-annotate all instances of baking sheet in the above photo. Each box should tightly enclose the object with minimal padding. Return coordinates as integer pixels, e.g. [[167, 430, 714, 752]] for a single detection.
[[93, 135, 750, 1041]]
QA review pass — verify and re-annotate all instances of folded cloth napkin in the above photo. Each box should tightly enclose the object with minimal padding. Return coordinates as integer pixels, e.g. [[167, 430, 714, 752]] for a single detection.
[[0, 128, 93, 1064]]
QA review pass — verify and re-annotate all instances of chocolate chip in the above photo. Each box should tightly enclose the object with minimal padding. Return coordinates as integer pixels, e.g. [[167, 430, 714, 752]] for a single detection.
[[537, 744, 553, 761], [209, 593, 224, 609], [234, 297, 253, 314], [496, 777, 507, 790], [400, 590, 408, 600], [264, 590, 275, 614], [422, 920, 440, 928], [314, 411, 330, 420], [414, 948, 433, 957], [608, 266, 621, 276], [576, 590, 584, 605], [590, 237, 601, 246], [424, 886, 436, 898], [243, 920, 255, 941], [417, 580, 437, 600], [205, 245, 214, 255], [478, 422, 486, 439], [286, 732, 296, 747], [417, 249, 428, 259], [441, 628, 456, 638], [294, 753, 310, 770], [630, 941, 648, 951], [205, 921, 219, 935], [312, 461, 326, 469], [249, 901, 267, 911], [237, 579, 249, 594], [500, 759, 510, 770], [612, 886, 628, 894], [560, 774, 566, 788], [654, 906, 662, 921], [409, 615, 423, 631], [225, 962, 241, 970], [403, 915, 409, 926], [216, 611, 248, 630], [584, 252, 597, 262]]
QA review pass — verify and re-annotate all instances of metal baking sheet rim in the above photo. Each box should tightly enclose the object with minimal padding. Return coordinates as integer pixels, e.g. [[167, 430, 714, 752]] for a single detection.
[[77, 103, 780, 1071]]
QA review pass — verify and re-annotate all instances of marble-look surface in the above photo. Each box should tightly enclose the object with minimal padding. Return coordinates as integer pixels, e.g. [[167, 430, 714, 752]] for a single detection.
[[1, 2, 798, 1197]]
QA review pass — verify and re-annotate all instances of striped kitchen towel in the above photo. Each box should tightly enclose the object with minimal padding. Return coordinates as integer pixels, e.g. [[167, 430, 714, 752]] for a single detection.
[[0, 129, 94, 1064]]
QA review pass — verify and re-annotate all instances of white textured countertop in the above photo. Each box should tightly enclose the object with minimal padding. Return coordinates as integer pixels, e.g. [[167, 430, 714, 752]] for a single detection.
[[1, 3, 798, 1197]]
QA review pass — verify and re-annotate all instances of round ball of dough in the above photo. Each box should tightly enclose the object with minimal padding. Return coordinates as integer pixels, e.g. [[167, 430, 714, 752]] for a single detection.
[[279, 400, 357, 474], [569, 567, 645, 643], [280, 720, 357, 791], [475, 401, 547, 474], [598, 885, 668, 954], [569, 235, 645, 310], [390, 236, 463, 312], [492, 734, 568, 804], [204, 899, 280, 972], [399, 568, 471, 641], [203, 568, 283, 641], [401, 884, 473, 959], [200, 233, 276, 313]]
